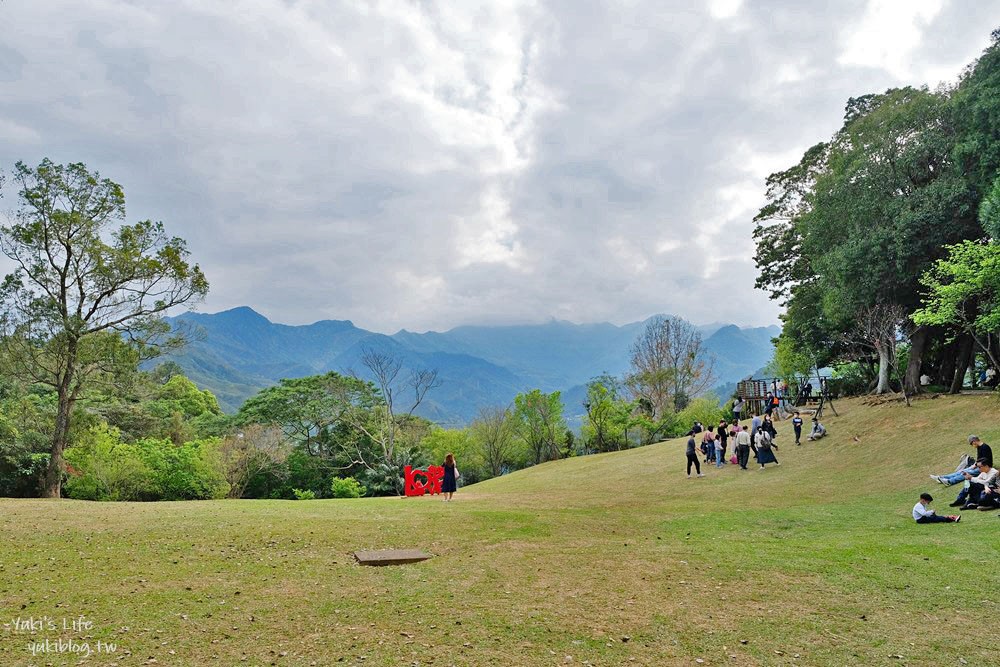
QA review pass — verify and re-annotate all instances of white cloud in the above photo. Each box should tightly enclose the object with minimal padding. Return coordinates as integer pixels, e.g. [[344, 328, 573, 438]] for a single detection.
[[708, 0, 744, 20], [838, 0, 945, 79], [0, 0, 996, 332]]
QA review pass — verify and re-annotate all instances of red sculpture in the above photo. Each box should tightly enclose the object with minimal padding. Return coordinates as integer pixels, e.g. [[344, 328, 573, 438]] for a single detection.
[[404, 465, 444, 496]]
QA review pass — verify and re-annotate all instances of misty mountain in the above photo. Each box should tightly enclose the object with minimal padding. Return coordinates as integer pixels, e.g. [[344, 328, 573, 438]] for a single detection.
[[163, 307, 779, 425]]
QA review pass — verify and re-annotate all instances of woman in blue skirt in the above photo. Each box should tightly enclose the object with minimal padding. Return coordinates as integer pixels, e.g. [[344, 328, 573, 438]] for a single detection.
[[755, 428, 779, 469], [442, 453, 459, 501]]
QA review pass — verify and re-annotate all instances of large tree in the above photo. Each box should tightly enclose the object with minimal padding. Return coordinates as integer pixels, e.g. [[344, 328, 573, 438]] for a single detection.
[[755, 86, 981, 395], [625, 316, 715, 416], [913, 239, 1000, 372], [513, 389, 566, 465], [0, 159, 208, 497], [347, 346, 440, 473], [238, 372, 376, 456], [582, 374, 633, 453], [470, 405, 518, 478]]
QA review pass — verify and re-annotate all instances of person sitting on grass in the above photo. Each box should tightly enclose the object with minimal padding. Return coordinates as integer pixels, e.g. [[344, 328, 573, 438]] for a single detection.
[[912, 493, 960, 523], [806, 417, 827, 441], [969, 435, 992, 466], [943, 436, 994, 505], [960, 459, 1000, 511], [931, 455, 979, 487]]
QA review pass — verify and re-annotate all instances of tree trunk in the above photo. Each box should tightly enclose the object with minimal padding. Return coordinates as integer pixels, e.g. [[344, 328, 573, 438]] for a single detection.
[[875, 345, 891, 394], [951, 334, 974, 394], [43, 339, 79, 499], [938, 337, 958, 387], [44, 388, 72, 497], [903, 326, 929, 396]]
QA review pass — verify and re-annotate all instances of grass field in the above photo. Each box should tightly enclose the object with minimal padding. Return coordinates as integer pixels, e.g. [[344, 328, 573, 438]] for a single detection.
[[2, 396, 999, 667]]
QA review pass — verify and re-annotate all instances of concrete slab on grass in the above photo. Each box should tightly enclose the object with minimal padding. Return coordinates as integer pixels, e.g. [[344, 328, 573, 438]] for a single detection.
[[354, 549, 432, 566]]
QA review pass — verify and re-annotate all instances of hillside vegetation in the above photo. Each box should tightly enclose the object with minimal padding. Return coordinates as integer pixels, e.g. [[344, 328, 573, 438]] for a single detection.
[[1, 396, 998, 666]]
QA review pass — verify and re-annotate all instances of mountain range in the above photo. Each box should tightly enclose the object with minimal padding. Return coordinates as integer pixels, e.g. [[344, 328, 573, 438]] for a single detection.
[[163, 307, 779, 426]]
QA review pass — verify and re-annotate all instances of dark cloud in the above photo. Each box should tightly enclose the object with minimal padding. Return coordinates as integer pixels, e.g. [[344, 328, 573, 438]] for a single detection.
[[0, 0, 996, 332]]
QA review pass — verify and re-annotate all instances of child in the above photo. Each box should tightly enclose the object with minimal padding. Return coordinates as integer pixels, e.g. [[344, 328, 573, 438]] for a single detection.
[[912, 493, 960, 524], [792, 411, 803, 446]]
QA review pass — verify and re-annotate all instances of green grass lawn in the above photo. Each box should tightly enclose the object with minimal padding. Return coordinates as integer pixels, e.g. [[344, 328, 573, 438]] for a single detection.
[[2, 396, 999, 666]]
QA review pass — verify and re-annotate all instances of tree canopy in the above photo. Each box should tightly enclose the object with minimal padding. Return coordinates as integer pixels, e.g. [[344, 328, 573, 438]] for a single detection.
[[754, 31, 1000, 395], [0, 159, 208, 496]]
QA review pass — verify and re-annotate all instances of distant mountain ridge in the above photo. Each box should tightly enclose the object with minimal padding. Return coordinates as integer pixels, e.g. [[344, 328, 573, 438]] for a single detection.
[[163, 307, 779, 425]]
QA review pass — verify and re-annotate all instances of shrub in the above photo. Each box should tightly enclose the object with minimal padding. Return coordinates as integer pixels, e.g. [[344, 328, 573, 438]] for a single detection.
[[136, 437, 230, 500], [292, 488, 316, 500], [64, 425, 158, 501], [64, 428, 230, 501], [330, 476, 367, 498], [674, 395, 724, 436]]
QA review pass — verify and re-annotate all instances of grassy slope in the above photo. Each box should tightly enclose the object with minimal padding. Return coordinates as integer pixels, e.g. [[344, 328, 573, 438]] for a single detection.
[[2, 396, 999, 667]]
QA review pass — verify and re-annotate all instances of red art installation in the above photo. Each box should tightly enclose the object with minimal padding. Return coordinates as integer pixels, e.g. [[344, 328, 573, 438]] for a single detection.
[[404, 465, 445, 496]]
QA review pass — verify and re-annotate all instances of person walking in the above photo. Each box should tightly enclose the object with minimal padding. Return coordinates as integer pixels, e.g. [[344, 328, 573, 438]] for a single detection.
[[762, 414, 778, 440], [442, 453, 459, 501], [735, 426, 752, 470], [792, 412, 804, 445], [686, 433, 704, 478], [755, 428, 779, 469], [717, 420, 729, 465]]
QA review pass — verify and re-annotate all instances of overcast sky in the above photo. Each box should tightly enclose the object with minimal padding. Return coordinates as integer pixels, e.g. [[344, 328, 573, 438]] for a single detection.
[[1, 0, 998, 333]]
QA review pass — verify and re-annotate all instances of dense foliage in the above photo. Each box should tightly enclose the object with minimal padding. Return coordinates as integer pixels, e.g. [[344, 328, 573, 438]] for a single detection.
[[0, 160, 208, 497], [754, 31, 1000, 395]]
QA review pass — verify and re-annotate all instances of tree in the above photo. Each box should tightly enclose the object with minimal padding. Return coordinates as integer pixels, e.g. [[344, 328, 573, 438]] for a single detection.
[[238, 372, 376, 456], [470, 405, 518, 477], [346, 346, 440, 472], [625, 316, 715, 416], [582, 375, 633, 453], [513, 389, 566, 465], [913, 240, 1000, 372], [218, 424, 290, 499], [952, 31, 1000, 200], [847, 304, 907, 394], [0, 160, 208, 497], [753, 86, 981, 395]]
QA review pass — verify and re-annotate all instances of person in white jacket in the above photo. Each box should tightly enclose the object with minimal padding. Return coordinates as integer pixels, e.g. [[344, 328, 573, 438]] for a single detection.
[[961, 460, 1000, 510]]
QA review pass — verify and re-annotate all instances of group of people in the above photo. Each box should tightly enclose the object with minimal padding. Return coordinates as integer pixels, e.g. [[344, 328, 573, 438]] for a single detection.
[[684, 409, 829, 477], [916, 435, 997, 523]]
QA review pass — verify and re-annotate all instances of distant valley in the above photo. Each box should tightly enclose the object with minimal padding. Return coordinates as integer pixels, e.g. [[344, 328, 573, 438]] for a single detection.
[[164, 307, 779, 426]]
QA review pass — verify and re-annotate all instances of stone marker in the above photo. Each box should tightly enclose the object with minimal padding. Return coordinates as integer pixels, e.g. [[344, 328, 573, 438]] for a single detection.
[[354, 549, 432, 566]]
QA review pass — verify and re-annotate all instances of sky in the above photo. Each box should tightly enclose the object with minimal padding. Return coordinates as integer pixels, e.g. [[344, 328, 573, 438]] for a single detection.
[[0, 0, 998, 333]]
